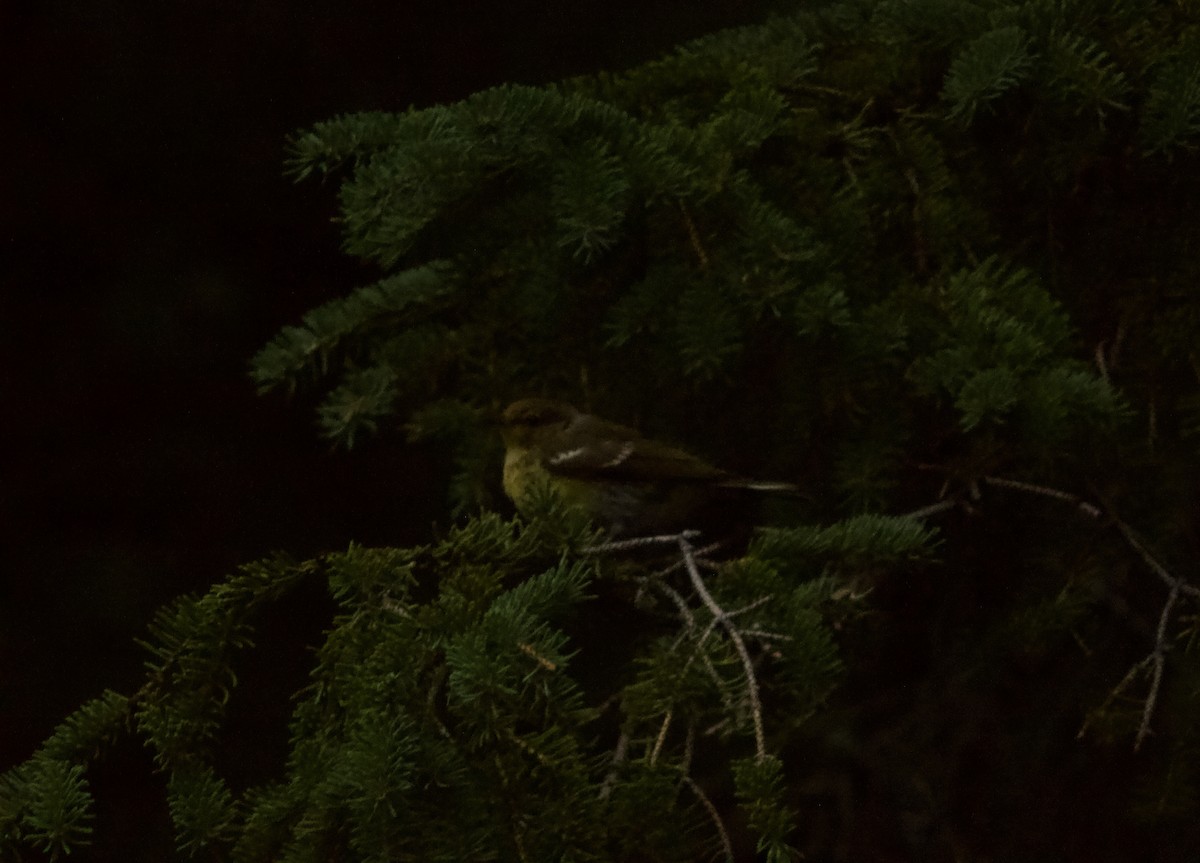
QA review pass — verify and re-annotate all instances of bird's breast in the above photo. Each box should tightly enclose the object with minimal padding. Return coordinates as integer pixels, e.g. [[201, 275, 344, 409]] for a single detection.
[[502, 448, 545, 511]]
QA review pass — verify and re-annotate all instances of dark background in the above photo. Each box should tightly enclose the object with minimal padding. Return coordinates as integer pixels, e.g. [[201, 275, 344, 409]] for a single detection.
[[2, 1, 774, 854]]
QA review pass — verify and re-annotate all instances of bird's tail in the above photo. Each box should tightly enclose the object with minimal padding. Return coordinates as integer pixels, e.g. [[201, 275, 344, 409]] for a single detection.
[[718, 478, 800, 494]]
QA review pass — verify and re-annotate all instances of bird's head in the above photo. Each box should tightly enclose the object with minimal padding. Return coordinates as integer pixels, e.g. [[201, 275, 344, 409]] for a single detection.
[[499, 398, 580, 449]]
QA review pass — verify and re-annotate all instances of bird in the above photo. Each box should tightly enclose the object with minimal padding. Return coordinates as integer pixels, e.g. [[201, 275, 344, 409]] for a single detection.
[[499, 398, 798, 537]]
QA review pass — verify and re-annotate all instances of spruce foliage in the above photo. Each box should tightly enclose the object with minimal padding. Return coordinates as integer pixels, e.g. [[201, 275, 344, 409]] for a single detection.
[[9, 0, 1200, 859]]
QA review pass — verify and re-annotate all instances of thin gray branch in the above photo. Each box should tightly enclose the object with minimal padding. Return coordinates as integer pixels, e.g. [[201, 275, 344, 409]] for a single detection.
[[981, 476, 1102, 518], [678, 535, 767, 761], [902, 499, 960, 519], [584, 530, 702, 554], [975, 475, 1199, 750], [598, 730, 630, 801], [1136, 584, 1180, 751], [1111, 520, 1200, 600], [682, 775, 735, 863]]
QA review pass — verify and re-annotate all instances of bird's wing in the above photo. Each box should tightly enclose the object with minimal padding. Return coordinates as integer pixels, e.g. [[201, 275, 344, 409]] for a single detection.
[[544, 415, 730, 482]]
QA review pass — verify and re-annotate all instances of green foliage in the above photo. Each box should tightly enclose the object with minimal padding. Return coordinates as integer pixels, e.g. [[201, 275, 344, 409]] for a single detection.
[[1141, 52, 1200, 155], [244, 0, 1197, 500], [943, 25, 1034, 124], [405, 398, 501, 515], [167, 765, 237, 856], [1, 758, 94, 858], [38, 689, 130, 762], [752, 514, 939, 579], [135, 555, 314, 772], [908, 256, 1125, 437], [551, 139, 631, 261], [2, 506, 905, 859], [733, 755, 800, 862], [250, 264, 458, 447], [14, 0, 1200, 858], [1042, 31, 1130, 118], [240, 5, 1200, 852]]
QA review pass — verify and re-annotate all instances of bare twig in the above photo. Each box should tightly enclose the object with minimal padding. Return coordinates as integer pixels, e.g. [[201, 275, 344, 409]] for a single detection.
[[980, 476, 1102, 518], [599, 730, 630, 800], [1094, 340, 1109, 383], [648, 576, 736, 710], [1076, 655, 1150, 740], [650, 710, 672, 766], [703, 718, 731, 738], [679, 201, 710, 268], [727, 595, 774, 617], [584, 530, 702, 554], [647, 577, 697, 630], [685, 616, 735, 708], [902, 499, 961, 520], [591, 531, 773, 763], [741, 628, 795, 643], [380, 592, 412, 618], [678, 535, 768, 761], [1136, 584, 1180, 751], [1110, 519, 1200, 600], [682, 775, 735, 863], [975, 476, 1199, 748]]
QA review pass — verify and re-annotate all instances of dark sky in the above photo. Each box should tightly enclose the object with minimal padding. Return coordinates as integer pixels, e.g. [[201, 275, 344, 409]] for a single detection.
[[2, 0, 774, 849]]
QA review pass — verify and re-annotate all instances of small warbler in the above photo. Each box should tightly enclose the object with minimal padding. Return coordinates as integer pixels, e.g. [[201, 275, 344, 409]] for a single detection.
[[499, 398, 798, 536]]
